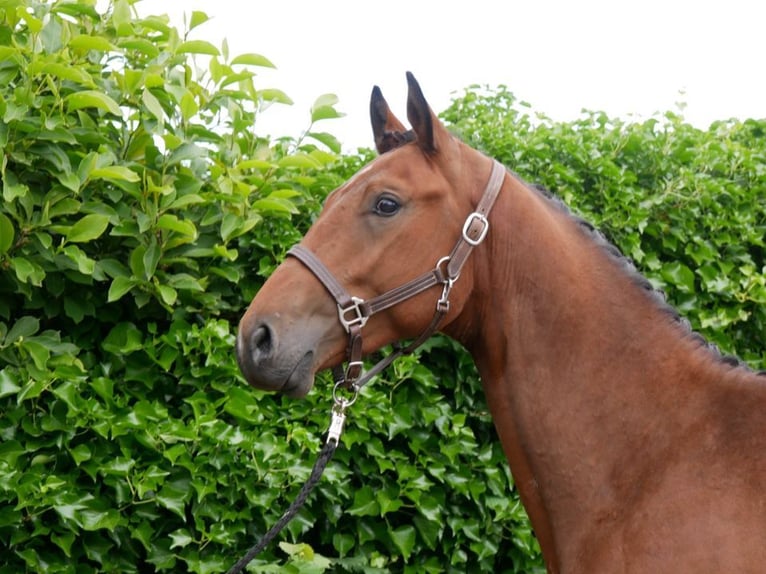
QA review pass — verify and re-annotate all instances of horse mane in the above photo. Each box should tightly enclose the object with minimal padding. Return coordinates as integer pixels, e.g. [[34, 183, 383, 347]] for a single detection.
[[518, 176, 763, 377]]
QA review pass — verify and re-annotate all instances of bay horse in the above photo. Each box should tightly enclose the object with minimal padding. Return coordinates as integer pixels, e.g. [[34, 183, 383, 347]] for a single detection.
[[236, 73, 766, 573]]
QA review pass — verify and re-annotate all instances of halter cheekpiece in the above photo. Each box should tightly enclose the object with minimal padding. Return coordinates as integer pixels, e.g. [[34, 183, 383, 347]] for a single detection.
[[287, 159, 506, 394]]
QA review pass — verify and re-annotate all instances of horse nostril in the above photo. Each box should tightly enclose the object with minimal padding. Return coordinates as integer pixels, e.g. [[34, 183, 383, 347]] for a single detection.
[[251, 324, 273, 356]]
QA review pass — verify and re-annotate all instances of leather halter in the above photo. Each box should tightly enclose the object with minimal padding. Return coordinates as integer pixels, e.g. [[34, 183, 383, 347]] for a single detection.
[[287, 159, 506, 392]]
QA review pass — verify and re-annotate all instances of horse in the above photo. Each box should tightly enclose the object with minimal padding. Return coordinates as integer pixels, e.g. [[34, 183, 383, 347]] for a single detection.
[[236, 72, 766, 573]]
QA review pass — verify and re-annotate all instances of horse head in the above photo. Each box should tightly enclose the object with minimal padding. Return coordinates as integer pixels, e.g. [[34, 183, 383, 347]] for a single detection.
[[236, 73, 498, 397]]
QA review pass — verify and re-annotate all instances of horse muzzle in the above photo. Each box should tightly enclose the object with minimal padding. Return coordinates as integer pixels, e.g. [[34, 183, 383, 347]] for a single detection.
[[235, 316, 317, 398]]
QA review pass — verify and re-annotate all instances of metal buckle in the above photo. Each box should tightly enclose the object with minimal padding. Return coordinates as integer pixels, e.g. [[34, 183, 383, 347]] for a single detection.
[[338, 296, 368, 333], [462, 212, 489, 246], [344, 361, 363, 382]]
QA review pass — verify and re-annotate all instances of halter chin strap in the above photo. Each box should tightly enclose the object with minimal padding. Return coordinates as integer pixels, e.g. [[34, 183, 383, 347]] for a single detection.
[[287, 159, 506, 392]]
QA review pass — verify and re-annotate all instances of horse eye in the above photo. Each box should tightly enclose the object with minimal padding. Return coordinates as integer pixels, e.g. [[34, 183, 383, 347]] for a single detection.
[[374, 196, 400, 216]]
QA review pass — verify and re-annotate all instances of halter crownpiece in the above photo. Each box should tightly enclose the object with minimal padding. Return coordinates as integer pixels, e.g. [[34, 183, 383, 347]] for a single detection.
[[287, 158, 506, 392]]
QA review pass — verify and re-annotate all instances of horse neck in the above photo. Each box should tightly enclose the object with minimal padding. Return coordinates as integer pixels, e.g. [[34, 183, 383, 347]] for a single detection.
[[452, 170, 744, 565]]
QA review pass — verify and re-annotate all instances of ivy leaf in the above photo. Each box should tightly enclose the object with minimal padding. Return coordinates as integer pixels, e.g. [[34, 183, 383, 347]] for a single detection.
[[0, 370, 21, 399], [102, 322, 143, 354], [5, 316, 39, 345], [390, 525, 417, 560], [155, 480, 191, 519]]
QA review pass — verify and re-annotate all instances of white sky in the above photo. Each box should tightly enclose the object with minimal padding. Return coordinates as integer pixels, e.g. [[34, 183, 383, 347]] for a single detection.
[[139, 0, 765, 151]]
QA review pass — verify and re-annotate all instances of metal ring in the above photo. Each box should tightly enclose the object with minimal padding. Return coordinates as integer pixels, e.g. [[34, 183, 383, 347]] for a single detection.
[[332, 380, 359, 408]]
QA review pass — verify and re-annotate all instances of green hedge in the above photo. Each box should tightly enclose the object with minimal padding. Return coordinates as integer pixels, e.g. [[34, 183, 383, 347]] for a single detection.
[[1, 2, 763, 574], [442, 86, 765, 368]]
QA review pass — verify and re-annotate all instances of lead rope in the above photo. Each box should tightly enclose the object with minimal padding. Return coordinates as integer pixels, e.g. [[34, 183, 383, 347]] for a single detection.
[[225, 384, 357, 574]]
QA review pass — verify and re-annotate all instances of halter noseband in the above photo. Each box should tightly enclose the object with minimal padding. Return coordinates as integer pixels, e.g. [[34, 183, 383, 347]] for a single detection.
[[287, 159, 506, 394]]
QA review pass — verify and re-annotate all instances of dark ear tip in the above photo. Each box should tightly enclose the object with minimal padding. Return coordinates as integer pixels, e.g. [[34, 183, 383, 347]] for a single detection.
[[371, 85, 382, 98], [406, 72, 421, 91]]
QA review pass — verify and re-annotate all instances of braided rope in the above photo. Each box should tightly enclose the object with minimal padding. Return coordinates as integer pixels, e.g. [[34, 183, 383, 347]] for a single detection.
[[225, 437, 340, 574]]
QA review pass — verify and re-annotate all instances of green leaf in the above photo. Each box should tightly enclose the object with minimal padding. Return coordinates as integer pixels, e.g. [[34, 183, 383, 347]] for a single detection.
[[278, 154, 322, 169], [179, 91, 198, 122], [311, 106, 343, 123], [312, 93, 339, 109], [68, 34, 116, 52], [230, 53, 275, 68], [5, 316, 39, 344], [0, 212, 14, 254], [189, 11, 209, 30], [176, 40, 220, 56], [661, 261, 697, 294], [311, 93, 343, 123], [58, 171, 81, 192], [2, 171, 28, 202], [80, 508, 123, 531], [0, 439, 24, 468], [390, 525, 416, 560], [65, 213, 111, 243], [156, 479, 191, 518], [112, 0, 133, 36], [307, 131, 341, 153], [143, 239, 161, 279], [17, 6, 43, 32], [156, 284, 177, 306], [157, 214, 197, 237], [30, 62, 95, 87], [102, 322, 143, 354], [107, 276, 137, 302], [141, 88, 164, 123], [258, 88, 293, 105], [252, 197, 299, 214], [348, 486, 379, 516], [62, 245, 96, 275], [67, 90, 122, 116], [169, 529, 193, 549], [22, 339, 50, 370], [235, 159, 275, 171], [17, 378, 48, 402], [90, 166, 140, 182], [0, 369, 21, 399], [10, 257, 45, 285]]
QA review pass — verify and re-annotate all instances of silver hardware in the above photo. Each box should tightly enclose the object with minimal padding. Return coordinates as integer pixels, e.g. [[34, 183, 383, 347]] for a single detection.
[[437, 278, 454, 313], [332, 380, 359, 408], [462, 212, 489, 246], [337, 296, 368, 332], [344, 360, 364, 382], [326, 403, 347, 444]]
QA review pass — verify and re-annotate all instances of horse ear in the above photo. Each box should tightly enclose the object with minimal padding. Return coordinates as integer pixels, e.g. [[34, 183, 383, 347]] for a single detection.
[[406, 71, 443, 154], [370, 86, 409, 154]]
